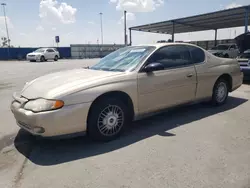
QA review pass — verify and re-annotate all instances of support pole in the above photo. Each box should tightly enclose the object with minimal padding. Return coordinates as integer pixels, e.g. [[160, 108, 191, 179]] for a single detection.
[[124, 10, 127, 45], [129, 28, 132, 46], [1, 3, 10, 59], [99, 13, 104, 45], [245, 7, 249, 33], [214, 29, 217, 47], [172, 21, 175, 42]]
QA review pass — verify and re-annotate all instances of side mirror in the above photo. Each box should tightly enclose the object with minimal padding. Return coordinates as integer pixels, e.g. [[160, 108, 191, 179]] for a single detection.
[[143, 62, 164, 72]]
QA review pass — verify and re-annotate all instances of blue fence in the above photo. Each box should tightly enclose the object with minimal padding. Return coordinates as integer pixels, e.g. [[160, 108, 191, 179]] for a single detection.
[[0, 47, 71, 60]]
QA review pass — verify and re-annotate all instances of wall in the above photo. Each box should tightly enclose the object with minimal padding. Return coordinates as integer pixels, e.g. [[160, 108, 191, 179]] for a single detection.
[[0, 47, 71, 60], [189, 39, 236, 50], [0, 40, 237, 60], [71, 44, 125, 59]]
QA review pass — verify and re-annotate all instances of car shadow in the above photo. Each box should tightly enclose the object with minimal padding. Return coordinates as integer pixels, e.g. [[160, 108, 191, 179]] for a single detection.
[[14, 96, 248, 166]]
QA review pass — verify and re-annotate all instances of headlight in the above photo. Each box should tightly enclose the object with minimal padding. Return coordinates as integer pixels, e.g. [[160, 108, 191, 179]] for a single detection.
[[24, 98, 64, 112]]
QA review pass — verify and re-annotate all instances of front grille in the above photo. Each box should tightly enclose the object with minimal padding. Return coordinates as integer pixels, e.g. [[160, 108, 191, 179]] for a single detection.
[[240, 64, 249, 67], [28, 55, 35, 57]]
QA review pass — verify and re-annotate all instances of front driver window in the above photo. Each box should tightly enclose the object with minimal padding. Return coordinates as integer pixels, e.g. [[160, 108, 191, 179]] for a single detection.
[[230, 45, 236, 49], [147, 45, 192, 69]]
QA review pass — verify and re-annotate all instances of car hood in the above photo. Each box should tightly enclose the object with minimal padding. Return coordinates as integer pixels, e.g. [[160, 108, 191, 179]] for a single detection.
[[27, 52, 43, 56], [208, 50, 225, 54], [20, 68, 124, 99], [237, 58, 249, 62]]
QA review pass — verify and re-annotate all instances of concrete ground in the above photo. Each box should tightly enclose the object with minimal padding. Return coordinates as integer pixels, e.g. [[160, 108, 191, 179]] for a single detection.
[[0, 59, 250, 188], [0, 59, 98, 140]]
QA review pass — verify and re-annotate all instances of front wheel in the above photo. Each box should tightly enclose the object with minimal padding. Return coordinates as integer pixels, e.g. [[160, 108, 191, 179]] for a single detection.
[[54, 55, 58, 61], [212, 78, 229, 106], [40, 56, 45, 62], [87, 97, 130, 141]]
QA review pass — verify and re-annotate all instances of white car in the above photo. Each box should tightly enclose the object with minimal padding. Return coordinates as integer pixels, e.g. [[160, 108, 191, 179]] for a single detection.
[[26, 48, 60, 62], [208, 44, 239, 58]]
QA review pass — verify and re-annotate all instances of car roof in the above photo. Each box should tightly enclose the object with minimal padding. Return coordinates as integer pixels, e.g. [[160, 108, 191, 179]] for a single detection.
[[37, 47, 55, 50]]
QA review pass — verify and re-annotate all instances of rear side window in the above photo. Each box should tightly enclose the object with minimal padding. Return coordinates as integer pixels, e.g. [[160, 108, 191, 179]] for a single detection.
[[188, 46, 205, 63]]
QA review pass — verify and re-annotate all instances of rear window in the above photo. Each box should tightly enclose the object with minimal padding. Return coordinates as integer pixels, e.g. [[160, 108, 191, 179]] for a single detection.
[[188, 46, 205, 63]]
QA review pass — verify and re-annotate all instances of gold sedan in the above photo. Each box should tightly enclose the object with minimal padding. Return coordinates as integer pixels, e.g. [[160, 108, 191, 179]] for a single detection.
[[11, 43, 243, 141]]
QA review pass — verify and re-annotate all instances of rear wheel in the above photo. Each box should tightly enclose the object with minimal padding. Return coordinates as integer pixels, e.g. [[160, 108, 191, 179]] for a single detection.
[[40, 56, 45, 62], [87, 97, 130, 141], [211, 78, 229, 106]]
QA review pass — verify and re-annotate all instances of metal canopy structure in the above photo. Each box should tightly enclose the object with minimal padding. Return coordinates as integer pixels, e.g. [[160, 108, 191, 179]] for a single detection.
[[129, 5, 250, 44]]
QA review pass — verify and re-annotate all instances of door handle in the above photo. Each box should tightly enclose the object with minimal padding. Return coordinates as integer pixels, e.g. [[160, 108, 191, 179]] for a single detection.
[[186, 73, 193, 78]]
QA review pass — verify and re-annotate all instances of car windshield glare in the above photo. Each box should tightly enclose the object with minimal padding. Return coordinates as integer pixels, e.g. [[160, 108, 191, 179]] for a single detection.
[[90, 46, 155, 72], [35, 49, 45, 52]]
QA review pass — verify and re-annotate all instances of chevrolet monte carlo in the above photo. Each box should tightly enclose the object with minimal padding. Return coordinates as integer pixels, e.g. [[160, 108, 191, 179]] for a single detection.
[[11, 43, 243, 141]]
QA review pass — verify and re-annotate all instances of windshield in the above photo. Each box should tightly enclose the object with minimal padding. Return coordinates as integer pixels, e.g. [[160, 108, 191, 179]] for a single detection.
[[90, 46, 155, 72], [239, 51, 250, 58], [211, 45, 230, 50], [35, 48, 45, 52]]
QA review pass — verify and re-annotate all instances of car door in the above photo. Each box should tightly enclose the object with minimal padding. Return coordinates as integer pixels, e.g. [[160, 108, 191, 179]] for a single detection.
[[229, 45, 238, 58], [186, 46, 208, 100], [137, 45, 197, 114], [46, 49, 54, 59], [232, 44, 239, 58], [44, 49, 50, 59]]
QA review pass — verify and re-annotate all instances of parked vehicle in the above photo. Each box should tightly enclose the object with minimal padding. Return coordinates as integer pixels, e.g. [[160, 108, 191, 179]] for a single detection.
[[208, 43, 239, 58], [26, 48, 60, 62], [11, 43, 243, 141], [236, 49, 250, 80]]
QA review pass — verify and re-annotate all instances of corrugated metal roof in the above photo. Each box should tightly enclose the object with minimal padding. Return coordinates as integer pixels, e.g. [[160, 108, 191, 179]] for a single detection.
[[130, 5, 250, 34]]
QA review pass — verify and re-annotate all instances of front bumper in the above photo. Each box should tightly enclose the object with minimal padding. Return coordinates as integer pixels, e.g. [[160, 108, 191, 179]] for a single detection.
[[10, 94, 92, 137], [26, 56, 40, 61], [240, 66, 250, 80]]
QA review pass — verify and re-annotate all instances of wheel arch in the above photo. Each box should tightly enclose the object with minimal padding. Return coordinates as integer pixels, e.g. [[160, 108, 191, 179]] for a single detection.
[[87, 91, 135, 129], [215, 73, 232, 92]]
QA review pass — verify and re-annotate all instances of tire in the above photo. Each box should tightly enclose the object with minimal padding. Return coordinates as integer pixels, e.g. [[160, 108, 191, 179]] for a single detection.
[[224, 54, 229, 58], [54, 55, 58, 61], [87, 97, 130, 141], [211, 78, 229, 106], [40, 56, 45, 62]]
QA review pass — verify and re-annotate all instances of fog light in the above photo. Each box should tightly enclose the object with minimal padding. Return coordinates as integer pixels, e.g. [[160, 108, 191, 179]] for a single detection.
[[32, 127, 45, 134]]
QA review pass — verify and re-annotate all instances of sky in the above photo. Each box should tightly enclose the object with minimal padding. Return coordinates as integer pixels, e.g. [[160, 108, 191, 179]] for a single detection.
[[0, 0, 249, 47]]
